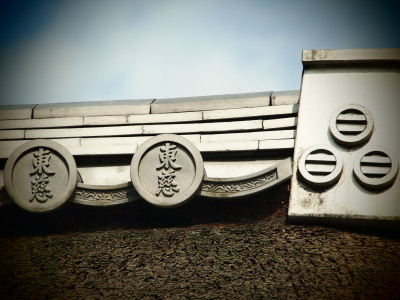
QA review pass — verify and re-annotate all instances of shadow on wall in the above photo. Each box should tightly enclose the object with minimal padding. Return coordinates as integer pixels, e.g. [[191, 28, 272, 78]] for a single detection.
[[0, 183, 289, 238]]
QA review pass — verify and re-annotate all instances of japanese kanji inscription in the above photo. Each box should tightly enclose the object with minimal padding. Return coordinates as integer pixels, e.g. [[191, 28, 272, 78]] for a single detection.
[[131, 134, 204, 207], [4, 140, 77, 213], [30, 148, 55, 203], [156, 142, 182, 197]]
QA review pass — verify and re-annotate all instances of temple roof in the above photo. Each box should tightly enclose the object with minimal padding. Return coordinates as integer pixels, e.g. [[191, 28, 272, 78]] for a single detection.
[[0, 90, 299, 158]]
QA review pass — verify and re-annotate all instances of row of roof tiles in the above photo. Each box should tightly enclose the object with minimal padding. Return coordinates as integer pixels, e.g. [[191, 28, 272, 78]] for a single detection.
[[0, 90, 299, 120]]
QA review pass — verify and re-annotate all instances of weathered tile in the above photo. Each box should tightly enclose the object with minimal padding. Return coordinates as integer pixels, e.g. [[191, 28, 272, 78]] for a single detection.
[[69, 144, 138, 156], [196, 141, 258, 152], [302, 48, 400, 65], [33, 99, 153, 118], [201, 130, 296, 143], [0, 104, 35, 120], [263, 117, 297, 130], [0, 140, 28, 158], [26, 125, 142, 139], [81, 136, 150, 146], [128, 111, 202, 124], [77, 166, 131, 185], [0, 129, 24, 140], [51, 138, 81, 147], [203, 104, 298, 120], [144, 120, 262, 134], [271, 90, 300, 106], [84, 116, 127, 126], [204, 158, 288, 178], [259, 139, 295, 150], [0, 138, 80, 158], [81, 134, 200, 146], [0, 117, 83, 129], [151, 92, 271, 114]]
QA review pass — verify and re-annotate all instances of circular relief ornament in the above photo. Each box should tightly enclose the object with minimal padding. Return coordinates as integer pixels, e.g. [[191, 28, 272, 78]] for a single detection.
[[329, 104, 374, 146], [353, 146, 398, 190], [131, 134, 204, 207], [4, 140, 77, 213], [298, 145, 343, 187]]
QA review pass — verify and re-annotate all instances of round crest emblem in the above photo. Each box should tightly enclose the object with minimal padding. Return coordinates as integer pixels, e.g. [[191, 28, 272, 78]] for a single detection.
[[130, 134, 204, 207], [4, 140, 78, 213], [298, 145, 343, 187], [353, 146, 398, 190], [329, 104, 374, 146]]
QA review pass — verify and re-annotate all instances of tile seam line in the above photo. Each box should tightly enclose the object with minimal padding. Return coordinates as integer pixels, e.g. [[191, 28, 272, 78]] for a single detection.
[[149, 98, 157, 114], [269, 91, 272, 106], [31, 104, 38, 119]]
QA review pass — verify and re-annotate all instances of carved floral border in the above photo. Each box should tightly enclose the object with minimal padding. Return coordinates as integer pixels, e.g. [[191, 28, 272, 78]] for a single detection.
[[201, 169, 278, 194], [74, 187, 139, 205]]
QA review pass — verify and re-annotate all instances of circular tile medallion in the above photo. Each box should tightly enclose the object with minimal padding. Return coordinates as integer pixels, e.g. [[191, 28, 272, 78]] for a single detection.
[[131, 134, 204, 207], [4, 140, 77, 213], [329, 104, 374, 146], [298, 145, 343, 187], [353, 146, 398, 190]]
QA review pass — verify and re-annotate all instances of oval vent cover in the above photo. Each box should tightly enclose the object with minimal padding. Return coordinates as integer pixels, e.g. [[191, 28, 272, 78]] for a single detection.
[[329, 104, 374, 146]]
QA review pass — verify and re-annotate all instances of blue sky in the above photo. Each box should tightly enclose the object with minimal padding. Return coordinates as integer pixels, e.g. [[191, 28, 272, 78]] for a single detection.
[[0, 0, 399, 105]]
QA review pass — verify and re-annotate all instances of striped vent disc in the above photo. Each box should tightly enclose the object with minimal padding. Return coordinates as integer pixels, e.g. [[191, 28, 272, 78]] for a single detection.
[[305, 150, 336, 177], [360, 151, 391, 178], [336, 109, 367, 136]]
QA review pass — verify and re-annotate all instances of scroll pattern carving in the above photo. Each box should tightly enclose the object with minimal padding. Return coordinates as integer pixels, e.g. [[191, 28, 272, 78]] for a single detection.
[[202, 169, 278, 194], [30, 148, 55, 203], [74, 187, 139, 205]]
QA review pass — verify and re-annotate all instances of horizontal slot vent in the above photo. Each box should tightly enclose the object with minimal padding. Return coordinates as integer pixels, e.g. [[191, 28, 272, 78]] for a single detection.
[[336, 109, 367, 136], [305, 151, 336, 176], [361, 152, 391, 178]]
